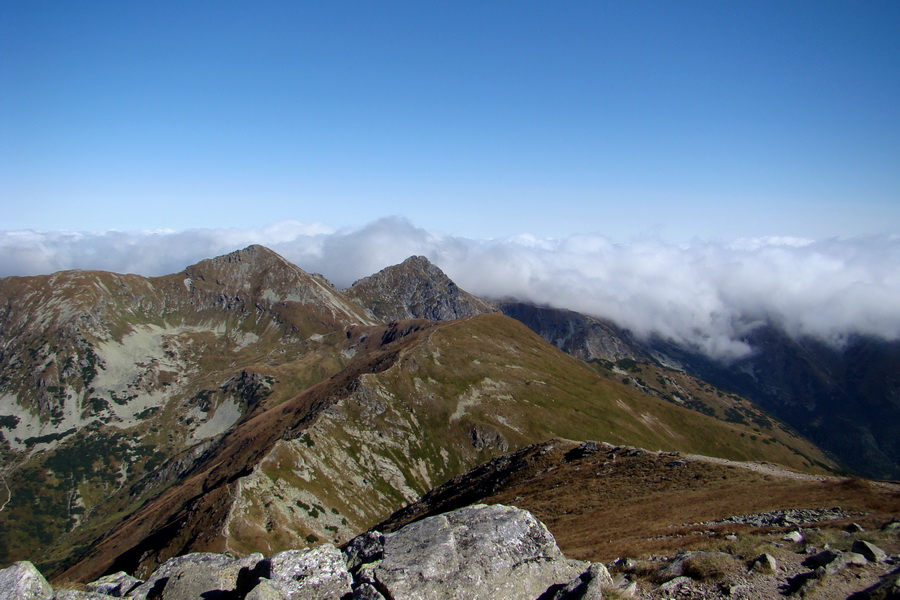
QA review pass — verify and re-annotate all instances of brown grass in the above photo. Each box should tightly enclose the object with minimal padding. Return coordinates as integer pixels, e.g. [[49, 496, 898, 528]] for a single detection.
[[474, 443, 900, 562], [680, 553, 742, 582]]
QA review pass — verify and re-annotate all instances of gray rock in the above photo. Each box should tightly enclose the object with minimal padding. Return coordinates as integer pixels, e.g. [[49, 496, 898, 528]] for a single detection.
[[84, 571, 143, 597], [783, 530, 804, 543], [846, 522, 866, 533], [619, 580, 639, 597], [751, 552, 778, 573], [245, 578, 288, 600], [370, 504, 586, 600], [844, 551, 869, 568], [654, 552, 698, 582], [657, 576, 693, 592], [53, 591, 112, 600], [612, 557, 637, 571], [267, 544, 352, 600], [129, 552, 264, 600], [853, 540, 888, 563], [0, 561, 53, 600], [805, 549, 843, 569], [881, 519, 900, 532], [565, 441, 600, 460], [547, 563, 612, 599], [343, 531, 385, 571], [805, 549, 867, 575], [352, 583, 387, 600]]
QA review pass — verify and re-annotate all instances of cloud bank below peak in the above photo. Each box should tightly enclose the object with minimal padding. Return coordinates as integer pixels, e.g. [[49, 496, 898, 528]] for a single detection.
[[2, 218, 898, 360]]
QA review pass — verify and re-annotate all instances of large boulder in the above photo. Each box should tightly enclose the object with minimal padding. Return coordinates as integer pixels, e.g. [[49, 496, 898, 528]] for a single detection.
[[128, 552, 263, 600], [0, 561, 53, 600], [358, 504, 586, 600], [265, 544, 352, 600], [83, 571, 143, 597], [853, 540, 888, 563]]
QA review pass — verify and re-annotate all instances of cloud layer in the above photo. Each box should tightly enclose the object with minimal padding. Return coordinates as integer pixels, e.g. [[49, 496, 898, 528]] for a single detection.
[[2, 218, 898, 359]]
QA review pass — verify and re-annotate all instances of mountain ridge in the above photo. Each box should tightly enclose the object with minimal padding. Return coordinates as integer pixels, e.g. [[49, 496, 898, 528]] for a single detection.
[[0, 244, 882, 587]]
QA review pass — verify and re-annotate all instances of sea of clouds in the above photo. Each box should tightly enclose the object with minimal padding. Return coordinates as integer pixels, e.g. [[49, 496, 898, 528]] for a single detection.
[[2, 217, 898, 360]]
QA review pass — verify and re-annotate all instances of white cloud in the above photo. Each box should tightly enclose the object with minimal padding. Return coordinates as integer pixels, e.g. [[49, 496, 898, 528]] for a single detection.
[[2, 218, 898, 360]]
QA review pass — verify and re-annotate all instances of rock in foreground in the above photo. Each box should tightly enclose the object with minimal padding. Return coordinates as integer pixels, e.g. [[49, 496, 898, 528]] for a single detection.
[[3, 505, 600, 600], [352, 503, 587, 600]]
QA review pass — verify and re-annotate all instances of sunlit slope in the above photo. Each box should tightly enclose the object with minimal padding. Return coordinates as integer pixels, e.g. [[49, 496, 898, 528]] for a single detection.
[[58, 312, 835, 582], [365, 313, 834, 468], [235, 313, 835, 556], [0, 245, 372, 570]]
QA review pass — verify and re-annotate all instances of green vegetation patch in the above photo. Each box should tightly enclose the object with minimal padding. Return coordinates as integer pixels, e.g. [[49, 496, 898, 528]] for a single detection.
[[24, 428, 76, 448]]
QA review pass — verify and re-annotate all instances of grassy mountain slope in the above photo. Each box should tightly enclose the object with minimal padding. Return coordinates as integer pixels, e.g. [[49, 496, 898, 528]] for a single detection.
[[57, 313, 835, 583], [0, 248, 846, 586], [0, 245, 373, 569], [378, 438, 900, 564], [498, 300, 900, 478], [653, 327, 900, 479]]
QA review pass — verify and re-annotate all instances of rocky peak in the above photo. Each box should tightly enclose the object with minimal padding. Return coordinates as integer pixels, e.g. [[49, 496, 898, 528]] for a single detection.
[[171, 244, 372, 330], [496, 301, 648, 363], [346, 255, 494, 322]]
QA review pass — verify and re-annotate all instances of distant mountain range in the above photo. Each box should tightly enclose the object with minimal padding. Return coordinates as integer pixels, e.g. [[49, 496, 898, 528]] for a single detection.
[[0, 245, 894, 583], [495, 301, 900, 480]]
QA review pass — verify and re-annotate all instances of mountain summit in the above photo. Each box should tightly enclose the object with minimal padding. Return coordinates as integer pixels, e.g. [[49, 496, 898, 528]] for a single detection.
[[346, 255, 494, 322]]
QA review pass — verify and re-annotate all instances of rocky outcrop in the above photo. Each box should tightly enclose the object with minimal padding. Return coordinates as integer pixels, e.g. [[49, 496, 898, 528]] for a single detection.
[[1, 505, 614, 600], [0, 561, 53, 600], [3, 505, 899, 600], [352, 504, 586, 600], [346, 256, 494, 322], [496, 301, 647, 363]]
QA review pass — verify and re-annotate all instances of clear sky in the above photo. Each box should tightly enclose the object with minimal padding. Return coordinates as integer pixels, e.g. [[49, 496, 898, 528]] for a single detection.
[[3, 1, 899, 242]]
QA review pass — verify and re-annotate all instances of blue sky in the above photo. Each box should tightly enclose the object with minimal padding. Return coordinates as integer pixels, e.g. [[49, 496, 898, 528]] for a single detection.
[[3, 1, 899, 241]]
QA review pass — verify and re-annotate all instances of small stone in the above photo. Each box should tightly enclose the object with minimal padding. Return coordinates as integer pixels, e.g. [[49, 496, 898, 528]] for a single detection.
[[843, 552, 868, 567], [751, 553, 778, 573], [658, 575, 692, 591], [853, 540, 888, 562], [619, 580, 639, 597], [613, 557, 637, 571], [783, 530, 804, 543], [804, 549, 842, 569], [881, 519, 900, 532], [84, 571, 143, 597], [245, 578, 288, 600], [352, 583, 387, 600], [547, 562, 612, 600], [52, 591, 112, 599], [565, 441, 600, 460], [846, 522, 865, 533]]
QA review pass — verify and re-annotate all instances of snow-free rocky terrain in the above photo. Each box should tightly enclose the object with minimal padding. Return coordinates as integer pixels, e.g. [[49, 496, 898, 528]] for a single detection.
[[1, 245, 898, 598], [2, 502, 900, 599]]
